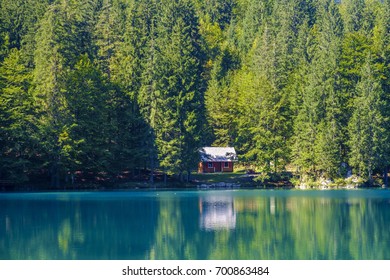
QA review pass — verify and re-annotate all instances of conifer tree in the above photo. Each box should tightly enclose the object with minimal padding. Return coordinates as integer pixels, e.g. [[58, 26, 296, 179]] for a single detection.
[[0, 48, 35, 182], [2, 0, 390, 187], [348, 58, 388, 183], [93, 0, 150, 177], [94, 0, 126, 78], [204, 54, 238, 147], [62, 55, 111, 176], [153, 0, 205, 180], [33, 1, 97, 187], [33, 5, 68, 187], [313, 0, 344, 178], [292, 0, 345, 179], [340, 0, 366, 33]]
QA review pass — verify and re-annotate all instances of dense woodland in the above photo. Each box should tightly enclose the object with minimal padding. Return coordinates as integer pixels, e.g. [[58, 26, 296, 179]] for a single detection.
[[1, 0, 390, 187]]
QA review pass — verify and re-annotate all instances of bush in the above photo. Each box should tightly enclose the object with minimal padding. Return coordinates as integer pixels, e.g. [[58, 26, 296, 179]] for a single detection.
[[290, 177, 300, 187], [254, 172, 270, 182], [333, 178, 346, 187]]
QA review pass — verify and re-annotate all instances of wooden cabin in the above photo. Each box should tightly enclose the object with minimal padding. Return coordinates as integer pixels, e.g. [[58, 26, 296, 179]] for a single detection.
[[198, 147, 238, 173]]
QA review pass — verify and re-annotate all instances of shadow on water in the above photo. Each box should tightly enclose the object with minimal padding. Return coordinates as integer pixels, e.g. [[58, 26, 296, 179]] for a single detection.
[[1, 189, 390, 259]]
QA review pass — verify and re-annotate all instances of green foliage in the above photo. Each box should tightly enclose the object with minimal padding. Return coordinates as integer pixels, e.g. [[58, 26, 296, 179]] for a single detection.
[[1, 0, 390, 187], [348, 58, 389, 182], [0, 48, 35, 182]]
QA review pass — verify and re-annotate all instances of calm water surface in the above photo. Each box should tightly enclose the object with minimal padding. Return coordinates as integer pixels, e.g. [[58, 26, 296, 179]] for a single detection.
[[1, 189, 390, 260]]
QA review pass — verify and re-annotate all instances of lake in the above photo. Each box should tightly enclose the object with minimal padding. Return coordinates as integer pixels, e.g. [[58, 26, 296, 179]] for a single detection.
[[1, 189, 390, 260]]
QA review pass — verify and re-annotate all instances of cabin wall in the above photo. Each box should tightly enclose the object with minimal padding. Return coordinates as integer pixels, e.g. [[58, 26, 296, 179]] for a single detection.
[[222, 162, 234, 172], [198, 162, 234, 173]]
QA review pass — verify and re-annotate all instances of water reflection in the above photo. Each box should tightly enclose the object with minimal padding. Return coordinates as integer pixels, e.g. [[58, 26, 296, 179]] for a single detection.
[[199, 196, 236, 231], [0, 193, 159, 259], [1, 190, 390, 259]]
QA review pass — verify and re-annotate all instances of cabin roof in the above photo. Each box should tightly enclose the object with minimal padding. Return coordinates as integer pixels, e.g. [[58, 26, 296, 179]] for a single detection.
[[199, 147, 238, 162]]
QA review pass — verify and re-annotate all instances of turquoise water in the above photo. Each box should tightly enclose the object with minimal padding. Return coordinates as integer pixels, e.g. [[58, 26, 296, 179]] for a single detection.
[[1, 189, 390, 260]]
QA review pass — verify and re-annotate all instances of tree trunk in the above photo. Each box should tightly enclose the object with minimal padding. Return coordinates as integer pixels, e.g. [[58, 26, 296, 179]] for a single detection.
[[274, 158, 278, 173], [150, 154, 154, 184], [50, 161, 60, 189], [179, 171, 184, 182], [368, 168, 373, 186]]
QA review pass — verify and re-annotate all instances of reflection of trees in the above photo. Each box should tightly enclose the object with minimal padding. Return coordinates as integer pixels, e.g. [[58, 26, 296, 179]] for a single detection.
[[196, 192, 390, 259], [1, 199, 86, 259], [150, 195, 218, 260], [209, 195, 295, 259], [57, 218, 85, 258], [1, 191, 390, 259], [288, 197, 349, 259], [149, 199, 186, 259], [348, 199, 390, 259], [199, 196, 236, 231], [0, 193, 159, 259], [286, 196, 390, 259]]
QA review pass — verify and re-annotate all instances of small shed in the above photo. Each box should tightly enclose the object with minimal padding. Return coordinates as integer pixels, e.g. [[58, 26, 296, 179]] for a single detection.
[[198, 147, 238, 173]]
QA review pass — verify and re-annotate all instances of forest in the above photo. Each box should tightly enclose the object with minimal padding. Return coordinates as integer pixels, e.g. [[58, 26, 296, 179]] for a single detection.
[[1, 0, 390, 188]]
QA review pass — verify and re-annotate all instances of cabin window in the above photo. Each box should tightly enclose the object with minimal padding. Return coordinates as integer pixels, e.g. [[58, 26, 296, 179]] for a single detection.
[[208, 163, 213, 168], [224, 162, 229, 168]]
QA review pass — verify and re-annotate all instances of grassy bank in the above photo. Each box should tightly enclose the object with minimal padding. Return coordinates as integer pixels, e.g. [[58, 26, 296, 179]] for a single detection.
[[192, 171, 293, 189], [2, 169, 295, 191]]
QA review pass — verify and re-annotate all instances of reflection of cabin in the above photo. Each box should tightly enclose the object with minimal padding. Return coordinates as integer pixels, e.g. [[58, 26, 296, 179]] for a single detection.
[[199, 196, 236, 231], [198, 147, 238, 173]]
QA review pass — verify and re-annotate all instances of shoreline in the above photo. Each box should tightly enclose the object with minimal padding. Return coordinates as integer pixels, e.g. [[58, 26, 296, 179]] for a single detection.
[[1, 171, 387, 192], [1, 183, 388, 193]]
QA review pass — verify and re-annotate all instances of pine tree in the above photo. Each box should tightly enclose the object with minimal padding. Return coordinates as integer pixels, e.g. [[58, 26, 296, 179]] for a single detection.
[[157, 0, 205, 179], [339, 0, 366, 33], [348, 57, 388, 183], [93, 0, 150, 178], [33, 6, 68, 187], [204, 55, 238, 147], [234, 0, 270, 55], [136, 0, 161, 182], [235, 0, 310, 174], [0, 48, 35, 182], [62, 55, 111, 176], [138, 0, 205, 181], [234, 70, 287, 173], [32, 1, 97, 187], [365, 0, 390, 184], [0, 0, 51, 50], [94, 0, 126, 78], [313, 0, 344, 178], [194, 0, 235, 30], [291, 0, 345, 179]]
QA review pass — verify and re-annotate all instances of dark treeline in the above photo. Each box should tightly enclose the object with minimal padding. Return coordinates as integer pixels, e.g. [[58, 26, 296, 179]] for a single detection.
[[1, 0, 390, 187]]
